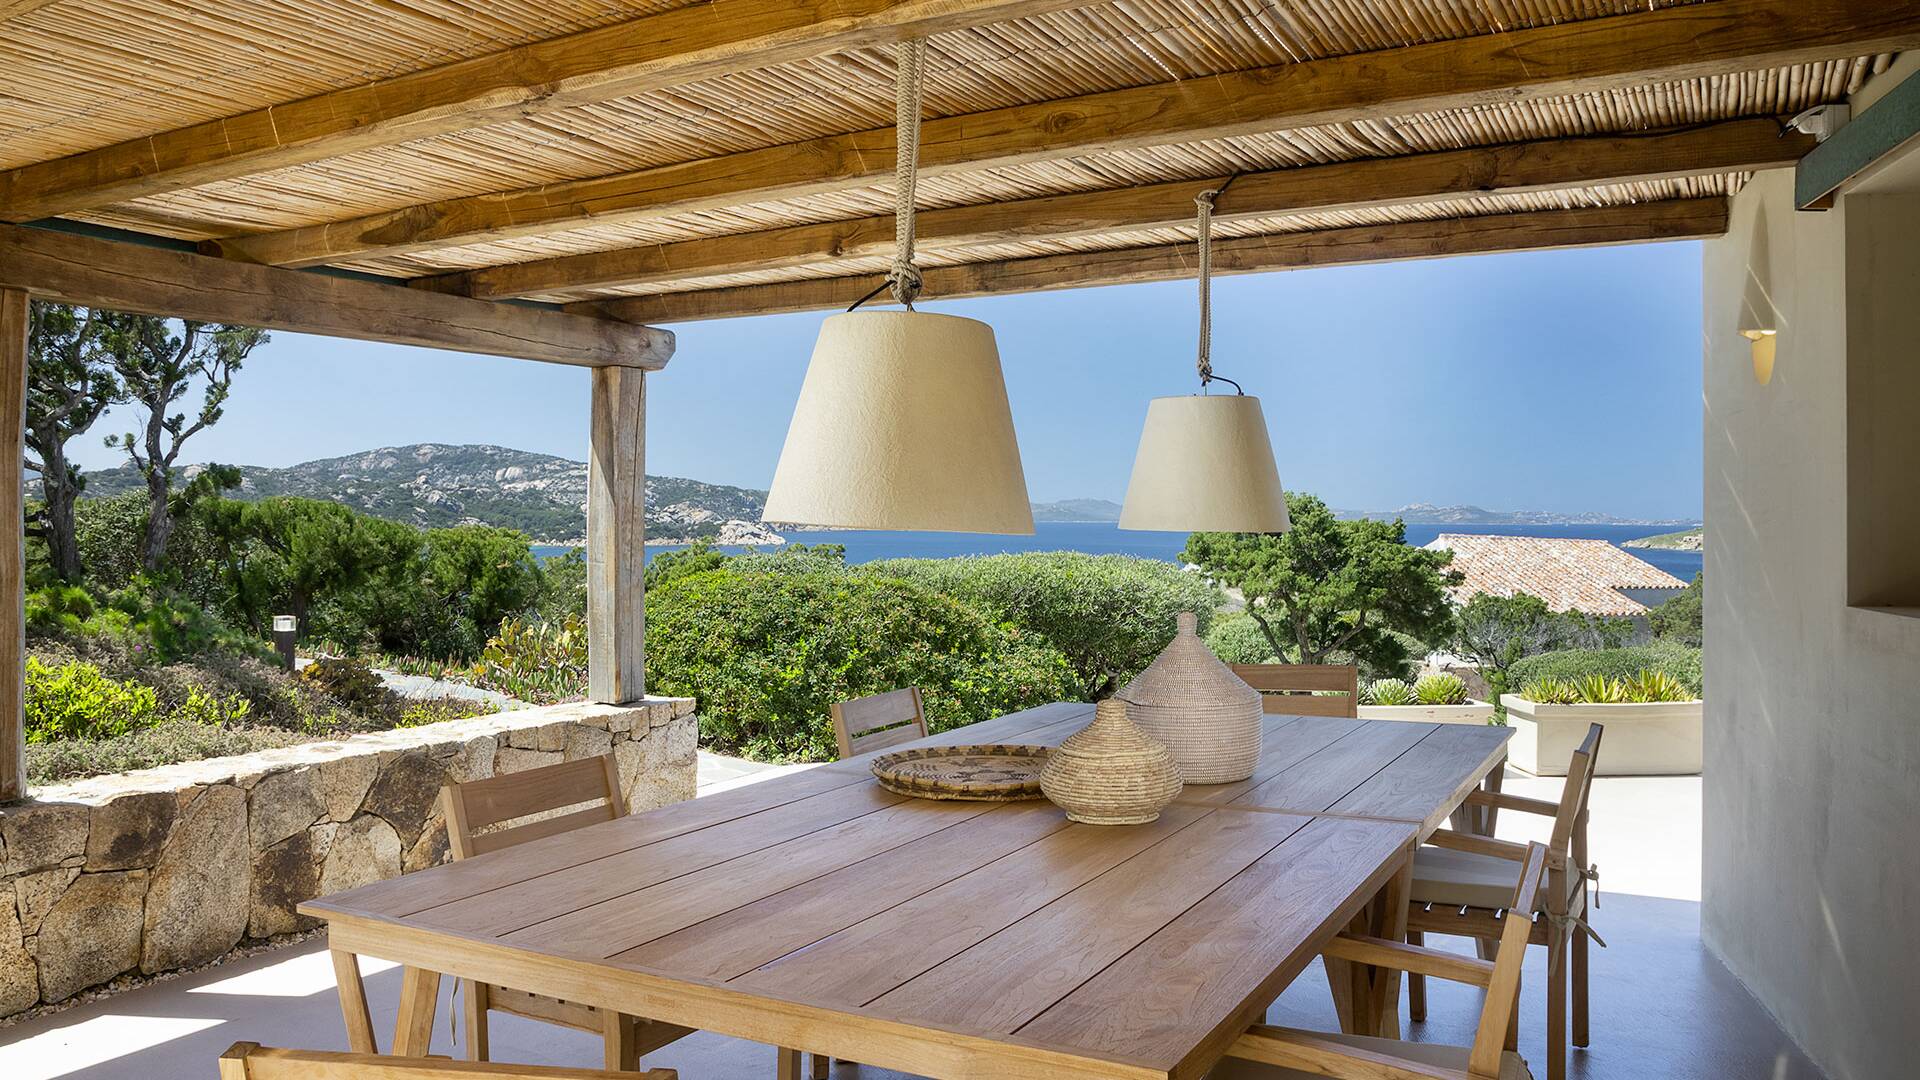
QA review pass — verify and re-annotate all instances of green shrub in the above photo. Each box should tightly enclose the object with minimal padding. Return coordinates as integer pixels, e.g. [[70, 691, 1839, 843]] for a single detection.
[[470, 615, 589, 704], [1413, 673, 1469, 705], [1204, 612, 1282, 665], [1649, 573, 1703, 647], [870, 552, 1221, 698], [297, 657, 391, 712], [1507, 643, 1701, 697], [647, 569, 1078, 762], [25, 658, 160, 742], [1362, 678, 1416, 706], [395, 697, 499, 728], [25, 585, 97, 635]]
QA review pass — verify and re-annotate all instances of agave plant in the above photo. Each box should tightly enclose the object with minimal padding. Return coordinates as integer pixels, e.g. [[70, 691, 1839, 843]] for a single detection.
[[1362, 678, 1416, 706], [1521, 676, 1580, 705], [1623, 668, 1693, 703], [1413, 673, 1469, 706], [1573, 673, 1628, 704]]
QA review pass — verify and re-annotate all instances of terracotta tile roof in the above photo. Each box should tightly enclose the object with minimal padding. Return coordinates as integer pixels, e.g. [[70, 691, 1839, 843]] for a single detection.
[[1424, 534, 1688, 617]]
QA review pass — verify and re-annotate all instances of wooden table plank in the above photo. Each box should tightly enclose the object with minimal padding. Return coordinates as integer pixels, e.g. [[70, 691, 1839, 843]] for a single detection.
[[407, 781, 905, 935], [303, 764, 875, 920], [737, 804, 1212, 1009], [619, 800, 1071, 980], [506, 791, 999, 956], [1214, 719, 1436, 816], [862, 809, 1317, 1034], [1327, 723, 1512, 836], [1019, 816, 1416, 1076], [1172, 714, 1361, 805]]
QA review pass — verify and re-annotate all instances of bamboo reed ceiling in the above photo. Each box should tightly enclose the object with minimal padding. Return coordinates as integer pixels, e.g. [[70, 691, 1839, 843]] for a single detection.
[[1, 0, 1908, 318]]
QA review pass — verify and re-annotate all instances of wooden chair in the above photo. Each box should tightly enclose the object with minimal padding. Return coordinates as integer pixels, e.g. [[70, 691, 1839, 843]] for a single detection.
[[830, 686, 928, 758], [219, 1043, 676, 1080], [1211, 842, 1549, 1080], [441, 755, 691, 1070], [1231, 664, 1360, 718], [1405, 724, 1605, 1080]]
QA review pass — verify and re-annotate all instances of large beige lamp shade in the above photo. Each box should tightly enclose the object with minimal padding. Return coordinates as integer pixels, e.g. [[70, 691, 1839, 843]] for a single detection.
[[763, 310, 1034, 534], [1119, 394, 1290, 532]]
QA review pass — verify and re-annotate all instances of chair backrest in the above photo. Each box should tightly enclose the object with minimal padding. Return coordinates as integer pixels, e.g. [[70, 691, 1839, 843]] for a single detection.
[[831, 686, 928, 759], [1230, 663, 1359, 718], [220, 1042, 676, 1079], [1548, 723, 1605, 853], [1467, 842, 1550, 1078], [442, 754, 625, 860]]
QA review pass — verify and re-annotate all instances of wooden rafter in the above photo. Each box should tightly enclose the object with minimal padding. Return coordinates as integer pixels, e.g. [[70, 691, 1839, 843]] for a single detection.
[[0, 225, 673, 369], [0, 0, 1094, 222], [569, 198, 1729, 324], [204, 0, 1917, 270], [420, 119, 1806, 300], [0, 0, 60, 22]]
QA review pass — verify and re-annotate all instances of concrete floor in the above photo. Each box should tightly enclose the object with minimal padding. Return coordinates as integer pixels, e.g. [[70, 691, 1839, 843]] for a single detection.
[[0, 769, 1825, 1080]]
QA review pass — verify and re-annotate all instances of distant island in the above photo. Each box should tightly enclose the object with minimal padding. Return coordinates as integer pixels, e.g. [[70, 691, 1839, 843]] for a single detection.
[[77, 445, 1698, 545], [1624, 526, 1704, 551]]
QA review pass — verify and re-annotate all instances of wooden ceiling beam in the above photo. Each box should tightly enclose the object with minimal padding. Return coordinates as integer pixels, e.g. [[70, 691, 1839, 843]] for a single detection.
[[0, 0, 1094, 222], [423, 119, 1805, 300], [567, 198, 1730, 324], [208, 0, 1915, 270], [0, 0, 61, 23], [0, 225, 672, 369]]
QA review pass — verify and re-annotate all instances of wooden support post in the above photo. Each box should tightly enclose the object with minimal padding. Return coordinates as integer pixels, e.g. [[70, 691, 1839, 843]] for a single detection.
[[588, 366, 646, 704], [0, 288, 25, 803]]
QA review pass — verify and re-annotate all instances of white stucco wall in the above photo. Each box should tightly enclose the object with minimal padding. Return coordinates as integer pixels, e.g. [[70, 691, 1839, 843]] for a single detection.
[[1701, 169, 1920, 1080]]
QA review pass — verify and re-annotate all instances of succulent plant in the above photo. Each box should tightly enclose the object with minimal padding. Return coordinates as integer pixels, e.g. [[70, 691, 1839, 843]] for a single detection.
[[1573, 673, 1628, 704], [1413, 673, 1470, 706], [1520, 676, 1580, 705], [1623, 668, 1693, 703], [1362, 678, 1416, 706]]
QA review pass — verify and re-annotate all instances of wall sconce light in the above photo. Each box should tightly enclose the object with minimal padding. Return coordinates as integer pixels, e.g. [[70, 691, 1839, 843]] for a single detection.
[[1741, 328, 1777, 386]]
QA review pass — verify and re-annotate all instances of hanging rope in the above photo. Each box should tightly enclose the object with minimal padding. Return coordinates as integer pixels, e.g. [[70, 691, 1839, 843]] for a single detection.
[[887, 38, 928, 309], [1194, 188, 1216, 387]]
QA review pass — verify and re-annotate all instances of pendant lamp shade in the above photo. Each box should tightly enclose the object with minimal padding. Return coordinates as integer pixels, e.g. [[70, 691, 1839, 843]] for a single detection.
[[1119, 394, 1290, 533], [763, 310, 1034, 534]]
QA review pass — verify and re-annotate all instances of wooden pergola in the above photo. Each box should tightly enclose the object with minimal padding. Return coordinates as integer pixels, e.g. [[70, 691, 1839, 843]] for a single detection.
[[1, 0, 1915, 799]]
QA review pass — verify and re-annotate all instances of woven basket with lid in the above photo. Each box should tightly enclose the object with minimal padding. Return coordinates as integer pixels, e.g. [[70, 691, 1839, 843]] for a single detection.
[[1120, 611, 1263, 783], [1039, 699, 1183, 825]]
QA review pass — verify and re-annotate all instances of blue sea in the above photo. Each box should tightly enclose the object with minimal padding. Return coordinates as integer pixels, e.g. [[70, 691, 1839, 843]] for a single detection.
[[536, 521, 1702, 582]]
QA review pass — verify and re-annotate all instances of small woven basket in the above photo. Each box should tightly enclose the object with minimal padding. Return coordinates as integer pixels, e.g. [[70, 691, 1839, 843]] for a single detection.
[[1039, 699, 1184, 825], [1120, 611, 1262, 783]]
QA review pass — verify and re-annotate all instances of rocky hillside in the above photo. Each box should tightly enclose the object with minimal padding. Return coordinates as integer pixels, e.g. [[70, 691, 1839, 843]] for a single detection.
[[80, 444, 776, 544]]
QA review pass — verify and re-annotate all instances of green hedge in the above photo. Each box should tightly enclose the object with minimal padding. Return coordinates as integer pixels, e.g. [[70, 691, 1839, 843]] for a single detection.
[[1204, 612, 1282, 664], [646, 569, 1079, 761], [1507, 643, 1702, 698], [869, 552, 1221, 699]]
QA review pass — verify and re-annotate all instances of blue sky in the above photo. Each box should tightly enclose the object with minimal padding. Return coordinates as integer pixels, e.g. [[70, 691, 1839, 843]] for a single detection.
[[70, 239, 1704, 521]]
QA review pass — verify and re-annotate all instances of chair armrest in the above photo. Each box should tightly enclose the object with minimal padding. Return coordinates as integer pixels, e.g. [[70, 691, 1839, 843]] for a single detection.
[[1425, 829, 1530, 862], [1465, 789, 1560, 817], [1229, 1026, 1468, 1080], [1322, 933, 1495, 987]]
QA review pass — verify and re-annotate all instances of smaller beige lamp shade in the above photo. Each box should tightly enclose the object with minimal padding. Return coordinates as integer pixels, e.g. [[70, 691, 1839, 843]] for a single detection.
[[1743, 328, 1777, 386], [763, 310, 1034, 534], [1120, 394, 1290, 533]]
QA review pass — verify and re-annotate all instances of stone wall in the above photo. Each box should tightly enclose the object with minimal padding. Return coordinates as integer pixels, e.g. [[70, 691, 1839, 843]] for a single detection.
[[0, 697, 697, 1018]]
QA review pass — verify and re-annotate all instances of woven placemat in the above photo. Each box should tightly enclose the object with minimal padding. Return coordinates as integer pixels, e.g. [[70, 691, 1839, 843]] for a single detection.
[[870, 744, 1050, 801]]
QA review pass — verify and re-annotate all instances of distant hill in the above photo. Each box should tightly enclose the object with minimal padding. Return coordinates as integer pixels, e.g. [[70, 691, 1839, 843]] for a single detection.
[[1624, 526, 1704, 551], [1339, 503, 1698, 528], [79, 444, 774, 545], [1031, 498, 1122, 522]]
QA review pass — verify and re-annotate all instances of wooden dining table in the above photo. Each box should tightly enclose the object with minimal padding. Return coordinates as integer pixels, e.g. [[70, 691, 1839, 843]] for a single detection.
[[302, 702, 1511, 1080]]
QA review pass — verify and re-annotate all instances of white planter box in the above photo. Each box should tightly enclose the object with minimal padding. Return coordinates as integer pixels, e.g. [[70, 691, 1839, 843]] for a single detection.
[[1501, 695, 1702, 776], [1356, 700, 1497, 725]]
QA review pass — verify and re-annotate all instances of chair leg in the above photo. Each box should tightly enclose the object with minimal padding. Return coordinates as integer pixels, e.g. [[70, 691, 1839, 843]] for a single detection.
[[1505, 972, 1521, 1052], [777, 1047, 803, 1080], [1548, 939, 1568, 1080], [1406, 931, 1426, 1022], [461, 981, 488, 1062], [1573, 920, 1591, 1048]]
